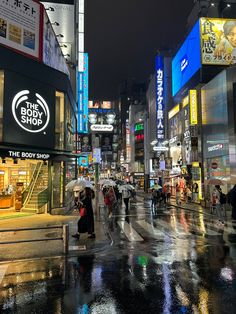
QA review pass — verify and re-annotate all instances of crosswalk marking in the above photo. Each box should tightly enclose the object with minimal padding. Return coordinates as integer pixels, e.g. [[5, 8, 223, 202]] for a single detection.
[[0, 265, 8, 285], [155, 219, 187, 236], [118, 221, 144, 242], [136, 220, 164, 238]]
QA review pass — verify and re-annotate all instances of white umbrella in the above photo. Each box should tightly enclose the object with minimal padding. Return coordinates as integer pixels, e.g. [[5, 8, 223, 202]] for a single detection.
[[66, 179, 93, 191], [98, 179, 116, 186], [120, 184, 135, 191]]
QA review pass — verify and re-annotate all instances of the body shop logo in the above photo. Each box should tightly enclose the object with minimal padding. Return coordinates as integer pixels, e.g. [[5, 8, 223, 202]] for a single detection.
[[12, 90, 50, 133]]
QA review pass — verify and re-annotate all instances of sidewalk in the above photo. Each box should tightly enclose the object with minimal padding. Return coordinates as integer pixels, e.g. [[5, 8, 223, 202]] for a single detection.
[[0, 212, 110, 262]]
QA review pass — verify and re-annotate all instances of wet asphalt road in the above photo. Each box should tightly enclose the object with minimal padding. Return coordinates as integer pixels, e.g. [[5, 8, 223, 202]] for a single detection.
[[1, 198, 236, 313]]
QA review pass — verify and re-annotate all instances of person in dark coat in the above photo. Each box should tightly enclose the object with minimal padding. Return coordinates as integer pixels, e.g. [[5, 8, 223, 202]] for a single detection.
[[72, 187, 95, 239], [228, 185, 236, 220]]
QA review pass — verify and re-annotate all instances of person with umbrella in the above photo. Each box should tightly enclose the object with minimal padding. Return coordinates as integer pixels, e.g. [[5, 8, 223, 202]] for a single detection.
[[211, 185, 224, 223], [122, 182, 133, 213], [72, 182, 96, 239]]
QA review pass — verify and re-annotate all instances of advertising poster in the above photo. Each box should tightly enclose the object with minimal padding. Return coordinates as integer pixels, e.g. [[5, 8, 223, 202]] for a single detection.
[[0, 0, 41, 59], [101, 134, 112, 152], [81, 134, 92, 153], [43, 11, 69, 76], [201, 17, 236, 65]]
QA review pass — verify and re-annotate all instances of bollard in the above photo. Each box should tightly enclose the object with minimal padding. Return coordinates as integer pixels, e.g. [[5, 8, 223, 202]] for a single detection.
[[63, 224, 69, 255]]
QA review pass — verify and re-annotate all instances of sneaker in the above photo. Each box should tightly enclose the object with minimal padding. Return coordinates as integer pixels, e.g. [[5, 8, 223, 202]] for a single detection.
[[88, 234, 96, 239], [108, 213, 112, 219], [72, 233, 80, 239]]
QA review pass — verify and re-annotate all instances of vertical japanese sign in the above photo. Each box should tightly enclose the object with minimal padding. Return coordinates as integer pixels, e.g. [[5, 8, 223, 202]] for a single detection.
[[0, 0, 41, 59], [77, 71, 83, 132], [189, 90, 198, 125], [155, 56, 164, 142], [126, 119, 131, 163], [83, 53, 88, 133]]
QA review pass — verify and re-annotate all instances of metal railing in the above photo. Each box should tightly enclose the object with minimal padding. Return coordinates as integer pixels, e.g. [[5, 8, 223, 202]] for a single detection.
[[23, 162, 42, 207], [0, 224, 69, 254]]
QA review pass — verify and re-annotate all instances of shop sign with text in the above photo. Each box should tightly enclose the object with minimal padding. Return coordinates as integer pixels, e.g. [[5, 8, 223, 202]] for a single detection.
[[6, 150, 50, 160], [155, 55, 164, 141], [3, 71, 55, 148], [189, 90, 198, 125]]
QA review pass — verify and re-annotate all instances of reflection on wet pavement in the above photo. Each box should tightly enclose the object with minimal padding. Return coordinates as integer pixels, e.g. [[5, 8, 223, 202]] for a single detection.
[[1, 199, 236, 313]]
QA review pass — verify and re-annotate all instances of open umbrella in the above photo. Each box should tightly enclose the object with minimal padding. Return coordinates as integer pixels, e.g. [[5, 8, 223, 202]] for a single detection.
[[205, 178, 225, 186], [66, 179, 93, 191], [153, 184, 162, 190], [98, 179, 116, 186], [120, 184, 135, 191]]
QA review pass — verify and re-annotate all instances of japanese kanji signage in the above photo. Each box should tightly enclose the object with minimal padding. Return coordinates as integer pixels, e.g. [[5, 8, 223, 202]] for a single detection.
[[189, 90, 198, 125], [155, 56, 164, 142], [0, 0, 41, 59], [201, 17, 236, 65]]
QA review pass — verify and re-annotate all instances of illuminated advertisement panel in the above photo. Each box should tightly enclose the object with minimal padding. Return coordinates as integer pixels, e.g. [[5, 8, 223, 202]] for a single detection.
[[155, 55, 164, 141], [189, 90, 198, 125], [83, 53, 88, 133], [172, 20, 201, 96], [77, 71, 83, 132], [0, 0, 41, 60], [200, 17, 236, 65]]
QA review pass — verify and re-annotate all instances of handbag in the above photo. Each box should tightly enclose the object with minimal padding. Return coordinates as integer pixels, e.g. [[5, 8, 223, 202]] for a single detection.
[[79, 207, 86, 217]]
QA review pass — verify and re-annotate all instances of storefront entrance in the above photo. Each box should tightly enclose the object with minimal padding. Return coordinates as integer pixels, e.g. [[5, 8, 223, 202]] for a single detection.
[[0, 158, 48, 213]]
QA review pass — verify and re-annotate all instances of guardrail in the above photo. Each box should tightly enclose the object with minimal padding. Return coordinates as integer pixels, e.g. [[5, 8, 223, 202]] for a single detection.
[[0, 224, 69, 254]]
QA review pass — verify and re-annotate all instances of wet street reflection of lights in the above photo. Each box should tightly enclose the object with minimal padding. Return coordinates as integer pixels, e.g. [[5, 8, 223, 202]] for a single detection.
[[220, 267, 234, 282], [198, 211, 206, 234], [162, 264, 172, 314], [175, 285, 190, 307], [198, 288, 209, 314]]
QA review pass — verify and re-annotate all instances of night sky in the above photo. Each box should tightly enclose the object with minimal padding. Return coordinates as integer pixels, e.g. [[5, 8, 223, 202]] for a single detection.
[[85, 0, 194, 100]]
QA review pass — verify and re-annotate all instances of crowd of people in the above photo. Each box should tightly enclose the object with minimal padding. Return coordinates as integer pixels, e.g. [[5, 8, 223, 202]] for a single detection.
[[71, 178, 236, 241]]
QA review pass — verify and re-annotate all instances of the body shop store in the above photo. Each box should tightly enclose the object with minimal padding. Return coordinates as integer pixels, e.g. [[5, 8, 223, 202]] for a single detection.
[[0, 70, 56, 212]]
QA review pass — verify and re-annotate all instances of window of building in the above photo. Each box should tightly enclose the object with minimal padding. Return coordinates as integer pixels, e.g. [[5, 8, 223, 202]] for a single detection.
[[55, 91, 65, 150], [0, 71, 4, 142]]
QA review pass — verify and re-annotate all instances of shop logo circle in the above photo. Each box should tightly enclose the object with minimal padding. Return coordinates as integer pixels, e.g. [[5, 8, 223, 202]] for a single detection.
[[12, 90, 50, 133]]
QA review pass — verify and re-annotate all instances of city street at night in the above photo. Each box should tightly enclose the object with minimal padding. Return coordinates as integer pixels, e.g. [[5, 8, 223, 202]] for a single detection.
[[1, 196, 236, 313]]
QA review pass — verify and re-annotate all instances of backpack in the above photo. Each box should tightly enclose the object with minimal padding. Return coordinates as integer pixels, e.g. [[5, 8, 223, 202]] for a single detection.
[[220, 192, 226, 204]]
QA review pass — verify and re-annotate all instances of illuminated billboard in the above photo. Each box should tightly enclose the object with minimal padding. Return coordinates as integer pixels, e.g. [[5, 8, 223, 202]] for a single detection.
[[201, 18, 236, 65], [172, 20, 201, 96], [155, 55, 165, 141]]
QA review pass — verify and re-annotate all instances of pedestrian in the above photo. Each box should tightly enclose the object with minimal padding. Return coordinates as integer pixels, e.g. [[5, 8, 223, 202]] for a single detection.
[[192, 183, 199, 202], [151, 188, 157, 208], [227, 184, 236, 220], [122, 184, 132, 213], [212, 185, 224, 223], [162, 185, 167, 204], [176, 183, 181, 205], [72, 187, 96, 239], [166, 185, 171, 204], [186, 186, 192, 203], [104, 186, 116, 218]]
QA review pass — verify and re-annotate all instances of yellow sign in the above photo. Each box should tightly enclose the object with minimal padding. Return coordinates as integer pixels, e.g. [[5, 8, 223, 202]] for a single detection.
[[182, 96, 189, 107], [201, 17, 236, 65], [168, 104, 180, 120], [189, 90, 198, 125]]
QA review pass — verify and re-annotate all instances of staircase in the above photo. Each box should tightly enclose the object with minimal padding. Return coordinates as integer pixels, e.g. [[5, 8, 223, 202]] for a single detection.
[[21, 163, 48, 214]]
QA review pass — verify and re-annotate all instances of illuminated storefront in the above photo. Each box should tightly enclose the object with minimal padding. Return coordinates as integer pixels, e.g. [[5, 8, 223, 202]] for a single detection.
[[0, 45, 77, 213]]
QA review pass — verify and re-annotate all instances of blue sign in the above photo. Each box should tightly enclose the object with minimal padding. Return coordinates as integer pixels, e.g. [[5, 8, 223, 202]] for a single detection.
[[155, 55, 165, 141], [77, 71, 84, 132], [83, 53, 89, 133], [78, 156, 88, 167], [172, 20, 201, 96]]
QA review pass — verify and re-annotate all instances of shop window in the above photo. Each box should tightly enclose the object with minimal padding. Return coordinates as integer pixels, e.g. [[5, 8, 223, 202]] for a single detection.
[[65, 97, 76, 151], [55, 91, 65, 150], [0, 71, 4, 142], [51, 161, 64, 208]]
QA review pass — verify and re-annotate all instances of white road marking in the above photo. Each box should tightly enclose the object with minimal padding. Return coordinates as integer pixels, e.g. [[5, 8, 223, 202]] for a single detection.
[[118, 221, 144, 242], [0, 265, 8, 284], [136, 220, 164, 238], [155, 219, 187, 236], [69, 245, 86, 251]]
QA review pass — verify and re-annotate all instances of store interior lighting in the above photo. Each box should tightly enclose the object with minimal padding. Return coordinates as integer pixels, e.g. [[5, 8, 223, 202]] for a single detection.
[[13, 159, 18, 164], [227, 4, 231, 8], [211, 2, 215, 6]]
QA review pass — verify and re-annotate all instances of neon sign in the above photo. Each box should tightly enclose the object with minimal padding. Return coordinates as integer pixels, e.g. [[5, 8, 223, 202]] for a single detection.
[[155, 56, 164, 141]]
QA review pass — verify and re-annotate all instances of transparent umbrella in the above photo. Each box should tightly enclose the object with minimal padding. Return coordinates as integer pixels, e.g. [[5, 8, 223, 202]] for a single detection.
[[98, 179, 116, 186]]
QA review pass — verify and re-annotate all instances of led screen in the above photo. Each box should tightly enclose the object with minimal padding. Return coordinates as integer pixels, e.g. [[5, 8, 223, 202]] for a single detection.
[[172, 20, 201, 96]]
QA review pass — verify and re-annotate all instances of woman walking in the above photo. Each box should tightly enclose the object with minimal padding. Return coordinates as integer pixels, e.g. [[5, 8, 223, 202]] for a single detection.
[[72, 187, 96, 239]]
